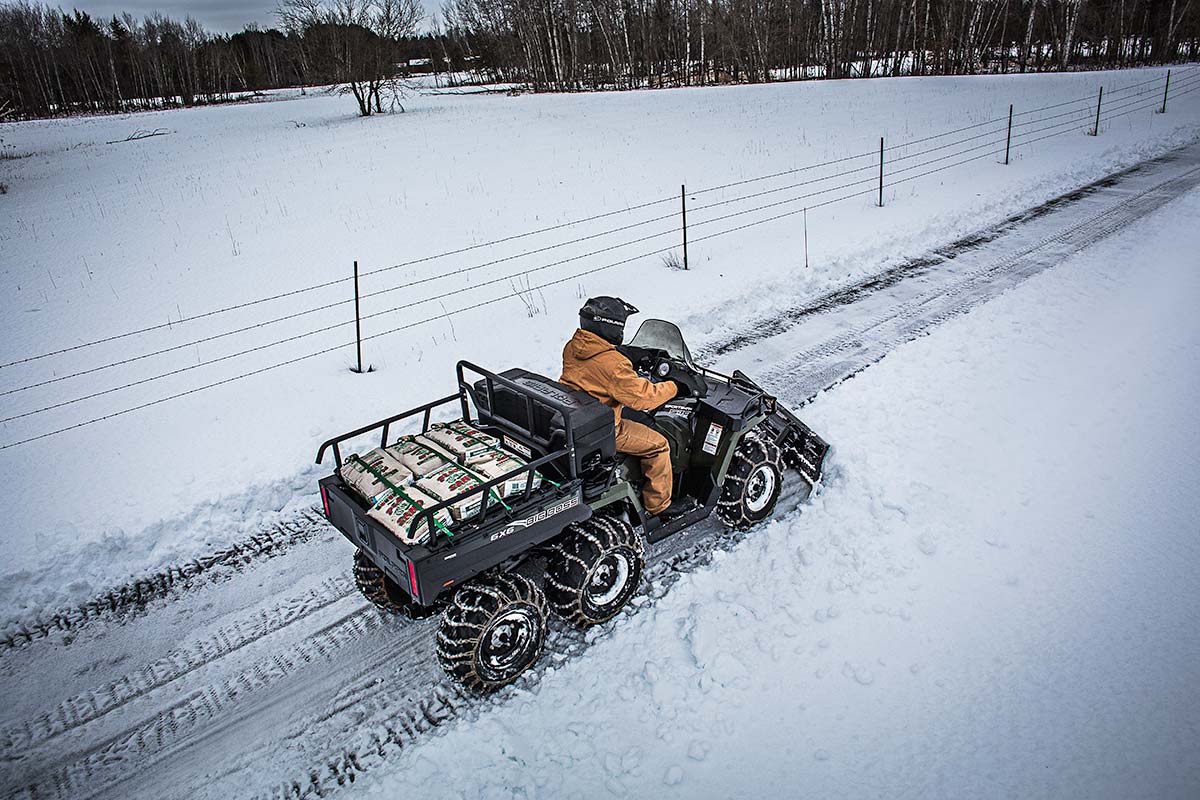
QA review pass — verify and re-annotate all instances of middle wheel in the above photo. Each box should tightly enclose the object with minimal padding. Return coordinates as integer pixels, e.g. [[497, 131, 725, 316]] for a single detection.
[[545, 514, 645, 626]]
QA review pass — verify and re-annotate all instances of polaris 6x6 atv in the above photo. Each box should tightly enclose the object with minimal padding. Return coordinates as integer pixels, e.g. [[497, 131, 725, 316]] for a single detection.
[[316, 319, 828, 692]]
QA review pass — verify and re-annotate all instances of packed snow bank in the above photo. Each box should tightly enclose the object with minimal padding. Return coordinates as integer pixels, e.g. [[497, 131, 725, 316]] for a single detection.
[[355, 190, 1200, 799], [2, 66, 1199, 626]]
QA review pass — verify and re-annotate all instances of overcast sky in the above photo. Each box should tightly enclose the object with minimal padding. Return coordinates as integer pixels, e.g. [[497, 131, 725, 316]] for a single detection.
[[68, 1, 440, 34]]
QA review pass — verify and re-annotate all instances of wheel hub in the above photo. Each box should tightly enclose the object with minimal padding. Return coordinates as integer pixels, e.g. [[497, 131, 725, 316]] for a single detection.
[[479, 606, 540, 680], [744, 464, 777, 514], [586, 552, 631, 608]]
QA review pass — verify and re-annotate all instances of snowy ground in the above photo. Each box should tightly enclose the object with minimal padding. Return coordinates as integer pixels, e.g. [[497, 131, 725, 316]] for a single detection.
[[352, 186, 1200, 800], [2, 67, 1200, 628], [1, 135, 1197, 800]]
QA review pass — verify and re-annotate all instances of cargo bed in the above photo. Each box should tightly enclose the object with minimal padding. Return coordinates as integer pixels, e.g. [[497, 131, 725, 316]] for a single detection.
[[315, 362, 599, 605]]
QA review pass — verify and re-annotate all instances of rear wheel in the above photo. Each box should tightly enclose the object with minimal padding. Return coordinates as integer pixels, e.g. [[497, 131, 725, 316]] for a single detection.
[[353, 550, 418, 615], [436, 572, 548, 693], [717, 430, 784, 530], [545, 515, 645, 626]]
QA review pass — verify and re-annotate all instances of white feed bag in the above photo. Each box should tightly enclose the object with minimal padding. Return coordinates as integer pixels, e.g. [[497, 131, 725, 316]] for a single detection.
[[338, 448, 414, 505], [423, 421, 499, 462], [367, 484, 453, 546], [466, 448, 543, 497], [416, 461, 508, 522], [387, 438, 451, 477]]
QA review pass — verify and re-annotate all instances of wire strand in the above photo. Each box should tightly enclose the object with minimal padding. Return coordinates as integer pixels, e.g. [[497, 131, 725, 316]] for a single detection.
[[0, 192, 681, 369]]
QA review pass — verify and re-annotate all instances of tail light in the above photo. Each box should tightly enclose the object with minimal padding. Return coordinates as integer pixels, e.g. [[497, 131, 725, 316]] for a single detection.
[[408, 560, 420, 601], [320, 484, 331, 518]]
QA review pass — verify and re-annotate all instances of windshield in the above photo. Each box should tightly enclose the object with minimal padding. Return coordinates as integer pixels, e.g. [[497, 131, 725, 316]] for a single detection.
[[627, 319, 695, 367]]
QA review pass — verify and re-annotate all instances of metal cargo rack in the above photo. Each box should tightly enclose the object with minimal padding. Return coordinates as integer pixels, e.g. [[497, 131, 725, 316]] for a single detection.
[[314, 363, 597, 589]]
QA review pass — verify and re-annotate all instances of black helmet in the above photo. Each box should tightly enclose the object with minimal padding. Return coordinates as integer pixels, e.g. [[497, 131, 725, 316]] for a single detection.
[[579, 296, 638, 345]]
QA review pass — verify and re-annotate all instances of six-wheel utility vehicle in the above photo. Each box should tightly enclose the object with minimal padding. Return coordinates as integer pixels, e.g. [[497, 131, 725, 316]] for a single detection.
[[316, 319, 828, 692]]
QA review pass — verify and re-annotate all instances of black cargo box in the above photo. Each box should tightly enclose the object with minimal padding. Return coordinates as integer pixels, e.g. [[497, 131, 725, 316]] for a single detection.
[[471, 368, 615, 480]]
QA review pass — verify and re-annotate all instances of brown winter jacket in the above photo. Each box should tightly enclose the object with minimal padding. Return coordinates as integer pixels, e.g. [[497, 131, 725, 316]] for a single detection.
[[560, 329, 677, 422]]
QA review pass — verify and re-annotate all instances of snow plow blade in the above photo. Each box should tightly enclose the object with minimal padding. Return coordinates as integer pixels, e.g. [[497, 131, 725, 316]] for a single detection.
[[731, 369, 830, 489], [776, 416, 829, 488]]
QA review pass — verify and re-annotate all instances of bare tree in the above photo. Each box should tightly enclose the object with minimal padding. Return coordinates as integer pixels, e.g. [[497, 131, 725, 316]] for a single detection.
[[1059, 0, 1085, 68], [278, 0, 423, 116]]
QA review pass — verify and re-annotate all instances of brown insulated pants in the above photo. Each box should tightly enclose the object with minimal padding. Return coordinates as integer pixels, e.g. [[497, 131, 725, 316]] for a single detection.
[[617, 416, 672, 515]]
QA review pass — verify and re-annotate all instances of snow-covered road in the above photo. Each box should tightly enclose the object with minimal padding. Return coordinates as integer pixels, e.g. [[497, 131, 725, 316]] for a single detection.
[[356, 172, 1200, 800], [2, 141, 1198, 800]]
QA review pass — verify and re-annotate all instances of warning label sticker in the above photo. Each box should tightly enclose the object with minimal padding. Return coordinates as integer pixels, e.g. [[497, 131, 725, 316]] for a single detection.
[[701, 422, 724, 455], [502, 435, 533, 459]]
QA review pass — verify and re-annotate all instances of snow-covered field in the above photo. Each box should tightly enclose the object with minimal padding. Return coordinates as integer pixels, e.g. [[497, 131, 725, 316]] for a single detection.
[[3, 67, 1200, 628], [355, 178, 1200, 800], [2, 69, 1199, 798]]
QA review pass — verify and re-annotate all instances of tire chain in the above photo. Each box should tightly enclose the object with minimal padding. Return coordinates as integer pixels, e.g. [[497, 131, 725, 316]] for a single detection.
[[544, 514, 644, 625], [436, 572, 548, 693], [716, 430, 785, 530]]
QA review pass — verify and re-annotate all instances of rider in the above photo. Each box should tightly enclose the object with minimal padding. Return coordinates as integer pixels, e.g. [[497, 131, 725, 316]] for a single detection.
[[559, 297, 702, 519]]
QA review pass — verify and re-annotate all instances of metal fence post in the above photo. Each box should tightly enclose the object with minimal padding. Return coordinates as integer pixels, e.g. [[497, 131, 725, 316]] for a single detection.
[[1005, 104, 1013, 165], [1161, 69, 1172, 113], [1090, 86, 1103, 136], [878, 137, 884, 207], [353, 260, 364, 374], [681, 184, 689, 270], [803, 206, 809, 269]]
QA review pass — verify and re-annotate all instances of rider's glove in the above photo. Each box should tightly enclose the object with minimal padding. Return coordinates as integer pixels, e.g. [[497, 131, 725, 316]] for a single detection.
[[672, 372, 708, 399]]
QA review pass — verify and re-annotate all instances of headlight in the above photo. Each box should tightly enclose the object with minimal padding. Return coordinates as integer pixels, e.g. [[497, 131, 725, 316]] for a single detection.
[[656, 361, 671, 378]]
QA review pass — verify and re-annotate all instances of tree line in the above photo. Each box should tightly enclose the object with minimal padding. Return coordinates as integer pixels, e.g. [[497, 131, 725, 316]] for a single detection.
[[443, 0, 1199, 91], [1, 0, 1197, 119], [0, 0, 455, 119]]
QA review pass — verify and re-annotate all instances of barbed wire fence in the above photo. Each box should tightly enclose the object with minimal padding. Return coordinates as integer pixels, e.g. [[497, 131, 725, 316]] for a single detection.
[[2, 67, 1198, 451]]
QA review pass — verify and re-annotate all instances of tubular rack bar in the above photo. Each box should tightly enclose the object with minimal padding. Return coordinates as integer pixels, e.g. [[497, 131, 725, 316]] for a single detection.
[[456, 360, 583, 481], [407, 448, 573, 548], [315, 392, 460, 468]]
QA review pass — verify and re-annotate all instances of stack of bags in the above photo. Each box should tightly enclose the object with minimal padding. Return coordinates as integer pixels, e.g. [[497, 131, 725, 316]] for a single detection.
[[338, 420, 543, 546], [337, 447, 450, 546]]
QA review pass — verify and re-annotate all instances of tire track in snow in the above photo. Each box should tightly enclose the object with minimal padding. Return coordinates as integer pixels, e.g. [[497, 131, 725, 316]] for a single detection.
[[2, 604, 386, 800], [0, 490, 806, 800], [762, 161, 1200, 402], [691, 146, 1188, 364], [0, 508, 330, 654], [5, 142, 1200, 800], [0, 575, 355, 756]]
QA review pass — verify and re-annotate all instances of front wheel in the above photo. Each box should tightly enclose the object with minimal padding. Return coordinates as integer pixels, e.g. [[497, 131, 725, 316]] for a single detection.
[[436, 572, 548, 693], [717, 430, 784, 530]]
